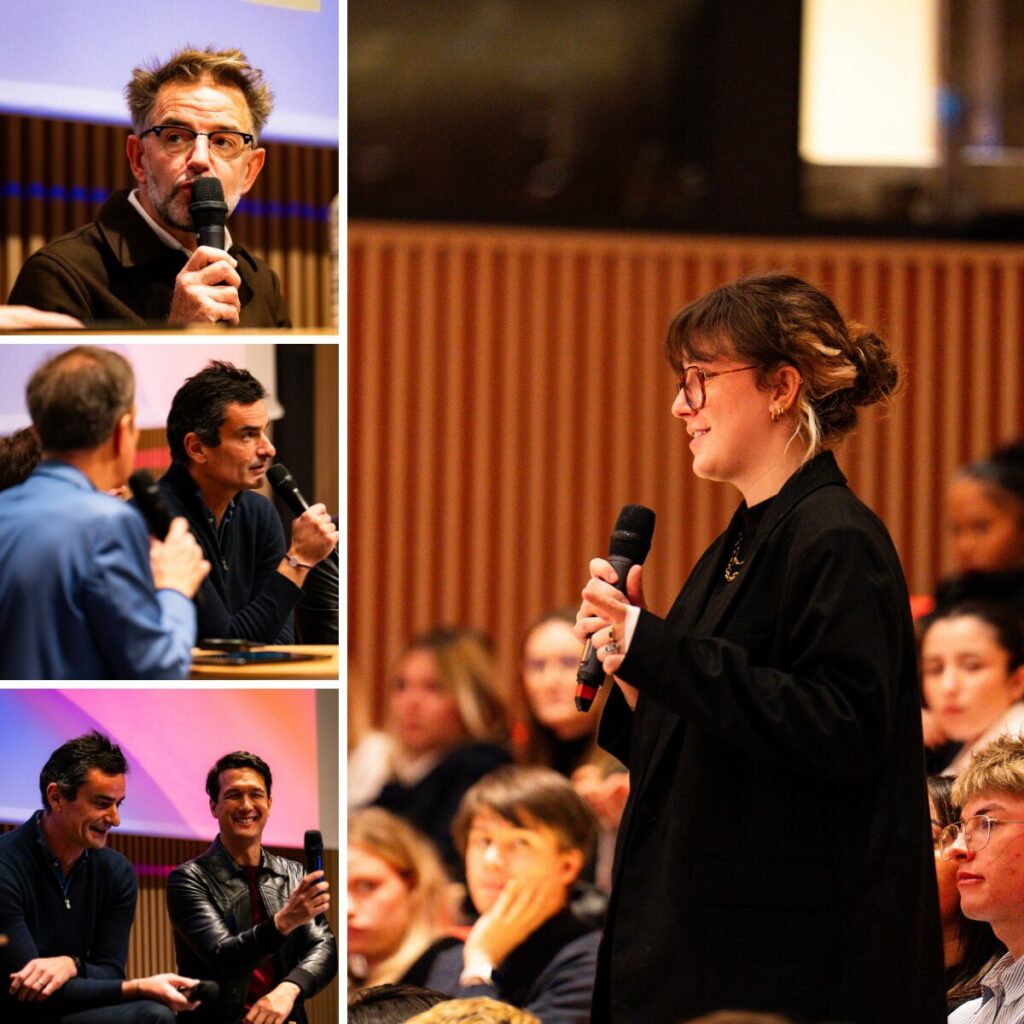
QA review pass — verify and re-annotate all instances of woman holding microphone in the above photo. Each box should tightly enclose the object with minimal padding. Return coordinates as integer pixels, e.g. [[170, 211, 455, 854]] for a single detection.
[[576, 273, 945, 1024]]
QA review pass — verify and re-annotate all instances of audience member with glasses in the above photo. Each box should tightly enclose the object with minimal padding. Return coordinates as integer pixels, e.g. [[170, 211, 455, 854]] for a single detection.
[[941, 735, 1024, 1024], [574, 273, 945, 1024], [7, 46, 290, 329], [927, 774, 1005, 1012]]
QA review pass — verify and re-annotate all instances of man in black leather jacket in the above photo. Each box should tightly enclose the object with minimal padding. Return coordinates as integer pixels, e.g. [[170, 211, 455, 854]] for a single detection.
[[166, 751, 337, 1023]]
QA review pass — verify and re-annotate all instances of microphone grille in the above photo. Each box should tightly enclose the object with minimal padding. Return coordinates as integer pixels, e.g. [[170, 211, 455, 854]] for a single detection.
[[609, 503, 656, 561], [188, 177, 228, 227], [191, 176, 225, 204], [266, 463, 292, 491]]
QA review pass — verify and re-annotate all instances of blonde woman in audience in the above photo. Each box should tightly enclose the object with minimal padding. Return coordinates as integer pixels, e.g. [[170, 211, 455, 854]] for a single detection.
[[921, 601, 1024, 774], [406, 997, 541, 1024], [350, 627, 512, 871], [348, 808, 460, 994]]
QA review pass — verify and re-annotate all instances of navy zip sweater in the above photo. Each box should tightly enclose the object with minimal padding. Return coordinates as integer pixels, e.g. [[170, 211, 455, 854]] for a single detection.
[[0, 813, 136, 1019], [155, 461, 301, 643]]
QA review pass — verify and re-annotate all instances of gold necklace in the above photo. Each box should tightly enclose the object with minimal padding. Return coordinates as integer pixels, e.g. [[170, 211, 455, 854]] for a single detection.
[[723, 530, 745, 583]]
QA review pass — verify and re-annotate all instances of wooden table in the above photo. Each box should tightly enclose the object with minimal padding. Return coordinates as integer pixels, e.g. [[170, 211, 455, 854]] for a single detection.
[[188, 645, 339, 680]]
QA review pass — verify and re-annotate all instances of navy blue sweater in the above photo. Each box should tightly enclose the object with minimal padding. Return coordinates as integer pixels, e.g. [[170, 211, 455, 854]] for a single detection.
[[156, 462, 302, 643], [0, 814, 136, 1020]]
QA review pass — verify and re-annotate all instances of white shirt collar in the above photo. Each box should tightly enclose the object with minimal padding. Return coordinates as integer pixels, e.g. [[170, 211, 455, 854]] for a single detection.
[[127, 189, 233, 256]]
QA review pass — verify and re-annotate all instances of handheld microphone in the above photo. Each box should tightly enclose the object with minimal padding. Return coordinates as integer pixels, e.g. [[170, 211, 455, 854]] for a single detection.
[[575, 503, 656, 712], [188, 177, 228, 251], [129, 470, 172, 540], [304, 829, 326, 925], [267, 463, 338, 566], [186, 980, 219, 1002]]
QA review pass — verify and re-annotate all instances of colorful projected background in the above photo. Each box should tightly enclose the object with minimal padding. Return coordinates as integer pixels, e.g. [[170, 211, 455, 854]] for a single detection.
[[0, 690, 319, 846]]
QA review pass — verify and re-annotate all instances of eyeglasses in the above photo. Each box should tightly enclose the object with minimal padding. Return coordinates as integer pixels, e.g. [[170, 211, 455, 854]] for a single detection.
[[675, 365, 757, 412], [937, 814, 1024, 860], [139, 125, 255, 160]]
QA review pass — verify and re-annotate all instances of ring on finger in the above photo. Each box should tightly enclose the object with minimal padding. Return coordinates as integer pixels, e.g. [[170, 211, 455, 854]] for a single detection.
[[603, 641, 620, 655]]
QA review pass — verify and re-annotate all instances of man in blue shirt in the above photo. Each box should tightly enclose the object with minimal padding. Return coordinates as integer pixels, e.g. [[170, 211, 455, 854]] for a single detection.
[[0, 346, 209, 679], [0, 731, 202, 1022], [157, 361, 337, 642]]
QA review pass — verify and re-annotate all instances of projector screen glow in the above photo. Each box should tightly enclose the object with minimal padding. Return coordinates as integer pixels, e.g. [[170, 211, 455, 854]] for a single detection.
[[0, 689, 319, 846], [0, 1, 338, 146]]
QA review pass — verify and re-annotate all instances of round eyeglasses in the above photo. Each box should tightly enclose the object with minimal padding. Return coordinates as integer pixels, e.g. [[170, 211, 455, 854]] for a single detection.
[[674, 365, 757, 412], [937, 814, 1024, 860], [139, 125, 255, 160]]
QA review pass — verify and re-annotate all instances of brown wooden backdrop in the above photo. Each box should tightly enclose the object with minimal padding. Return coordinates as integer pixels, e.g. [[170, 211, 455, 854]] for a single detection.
[[0, 824, 338, 1024], [349, 220, 1024, 725], [0, 114, 339, 328]]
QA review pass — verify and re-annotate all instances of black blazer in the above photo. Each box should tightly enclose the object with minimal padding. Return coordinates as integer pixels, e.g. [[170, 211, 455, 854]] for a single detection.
[[593, 451, 945, 1024]]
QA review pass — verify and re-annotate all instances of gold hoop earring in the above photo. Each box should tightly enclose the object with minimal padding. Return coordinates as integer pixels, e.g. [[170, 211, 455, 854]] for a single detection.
[[770, 406, 783, 422]]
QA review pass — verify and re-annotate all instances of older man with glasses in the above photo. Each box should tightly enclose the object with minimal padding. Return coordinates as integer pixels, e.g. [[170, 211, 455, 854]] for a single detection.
[[940, 734, 1024, 1023], [7, 47, 290, 328]]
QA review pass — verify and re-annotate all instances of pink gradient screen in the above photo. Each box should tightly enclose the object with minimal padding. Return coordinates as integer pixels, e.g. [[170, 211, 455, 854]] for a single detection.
[[0, 690, 319, 846]]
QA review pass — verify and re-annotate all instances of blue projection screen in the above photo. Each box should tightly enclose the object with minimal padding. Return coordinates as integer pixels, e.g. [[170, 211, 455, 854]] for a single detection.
[[0, 0, 338, 146]]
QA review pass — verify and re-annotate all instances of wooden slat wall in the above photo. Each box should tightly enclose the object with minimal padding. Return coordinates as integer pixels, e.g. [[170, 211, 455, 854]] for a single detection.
[[0, 823, 339, 1024], [0, 114, 338, 328], [349, 220, 1024, 724]]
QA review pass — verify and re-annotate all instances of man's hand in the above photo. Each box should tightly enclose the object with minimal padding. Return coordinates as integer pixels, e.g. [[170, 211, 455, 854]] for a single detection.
[[126, 973, 201, 1011], [288, 504, 338, 568], [149, 516, 211, 598], [244, 981, 301, 1024], [273, 870, 329, 936], [167, 246, 242, 326], [463, 868, 566, 970], [0, 306, 84, 331], [8, 955, 77, 1001]]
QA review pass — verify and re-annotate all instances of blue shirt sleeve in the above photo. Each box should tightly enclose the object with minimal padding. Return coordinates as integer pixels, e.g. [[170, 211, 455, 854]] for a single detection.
[[81, 509, 195, 679]]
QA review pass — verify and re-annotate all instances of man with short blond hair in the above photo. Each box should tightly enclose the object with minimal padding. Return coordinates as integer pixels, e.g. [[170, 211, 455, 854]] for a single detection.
[[944, 735, 1024, 1022], [8, 47, 289, 328]]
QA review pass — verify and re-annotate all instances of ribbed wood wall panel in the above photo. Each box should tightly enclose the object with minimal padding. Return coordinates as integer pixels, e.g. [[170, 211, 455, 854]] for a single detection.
[[349, 220, 1024, 724], [0, 824, 338, 1024], [0, 114, 338, 328]]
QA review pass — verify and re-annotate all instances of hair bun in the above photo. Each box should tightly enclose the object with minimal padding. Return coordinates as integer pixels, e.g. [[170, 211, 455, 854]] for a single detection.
[[846, 324, 899, 407]]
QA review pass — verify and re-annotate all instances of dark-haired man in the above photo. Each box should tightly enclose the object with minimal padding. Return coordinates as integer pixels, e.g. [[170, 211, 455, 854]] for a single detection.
[[0, 732, 202, 1022], [167, 751, 337, 1024], [0, 346, 209, 679], [153, 360, 337, 643], [7, 47, 288, 328]]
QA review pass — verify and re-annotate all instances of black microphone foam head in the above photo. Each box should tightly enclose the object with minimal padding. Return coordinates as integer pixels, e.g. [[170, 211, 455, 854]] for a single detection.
[[188, 979, 220, 1002], [188, 176, 228, 227], [304, 828, 323, 852], [609, 503, 656, 563], [266, 463, 294, 492]]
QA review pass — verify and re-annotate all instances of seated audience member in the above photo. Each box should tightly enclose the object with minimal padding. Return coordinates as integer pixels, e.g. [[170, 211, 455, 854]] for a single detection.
[[7, 47, 289, 328], [154, 360, 337, 643], [517, 607, 625, 893], [0, 732, 202, 1022], [423, 766, 600, 1024], [347, 983, 448, 1024], [166, 751, 337, 1024], [920, 601, 1024, 773], [0, 305, 83, 330], [406, 997, 541, 1024], [928, 775, 1005, 1011], [937, 445, 1024, 614], [351, 627, 512, 872], [0, 427, 41, 491], [942, 735, 1024, 1022], [0, 346, 208, 679], [348, 808, 458, 993]]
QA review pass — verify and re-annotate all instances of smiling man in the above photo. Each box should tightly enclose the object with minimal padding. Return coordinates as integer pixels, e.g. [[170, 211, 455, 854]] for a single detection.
[[152, 360, 338, 643], [166, 751, 337, 1024], [944, 734, 1024, 1023], [7, 47, 289, 328], [0, 732, 202, 1022]]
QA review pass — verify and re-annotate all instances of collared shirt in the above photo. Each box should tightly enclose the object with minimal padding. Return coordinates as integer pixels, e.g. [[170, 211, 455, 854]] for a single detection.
[[949, 953, 1024, 1023], [127, 188, 235, 256], [33, 813, 89, 899], [0, 461, 195, 679]]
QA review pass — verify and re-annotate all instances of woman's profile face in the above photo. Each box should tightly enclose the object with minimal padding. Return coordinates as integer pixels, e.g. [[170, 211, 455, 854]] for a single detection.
[[390, 647, 465, 755], [948, 476, 1024, 573], [522, 619, 594, 739], [347, 844, 415, 962], [921, 614, 1024, 743], [929, 796, 961, 930], [670, 354, 768, 491]]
